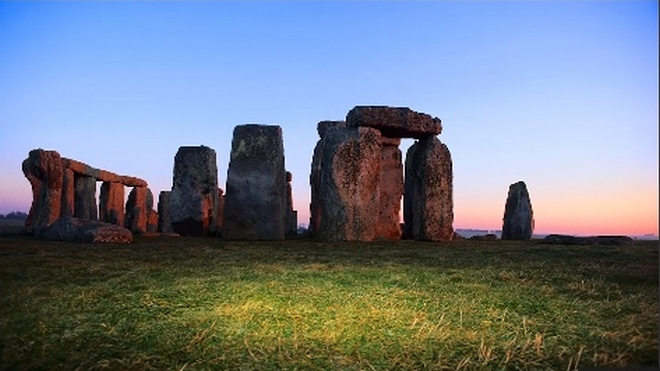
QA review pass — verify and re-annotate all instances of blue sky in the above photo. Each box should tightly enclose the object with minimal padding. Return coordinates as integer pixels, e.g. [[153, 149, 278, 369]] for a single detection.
[[0, 1, 657, 235]]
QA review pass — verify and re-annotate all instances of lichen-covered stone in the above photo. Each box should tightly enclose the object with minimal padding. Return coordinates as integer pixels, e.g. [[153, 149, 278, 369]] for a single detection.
[[223, 125, 287, 240], [346, 106, 442, 139], [403, 136, 454, 241], [310, 126, 381, 241], [170, 146, 219, 237], [41, 217, 132, 243], [22, 149, 63, 232], [99, 182, 125, 226], [501, 181, 534, 240], [317, 120, 346, 139]]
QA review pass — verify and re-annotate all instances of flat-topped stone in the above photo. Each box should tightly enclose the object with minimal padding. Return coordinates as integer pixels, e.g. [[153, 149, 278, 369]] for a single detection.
[[346, 106, 442, 139], [62, 158, 147, 187]]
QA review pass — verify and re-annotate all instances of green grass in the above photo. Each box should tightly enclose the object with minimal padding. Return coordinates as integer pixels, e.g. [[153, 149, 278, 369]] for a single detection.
[[0, 236, 657, 370]]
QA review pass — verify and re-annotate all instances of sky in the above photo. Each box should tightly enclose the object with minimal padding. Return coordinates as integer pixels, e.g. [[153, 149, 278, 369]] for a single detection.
[[0, 1, 657, 237]]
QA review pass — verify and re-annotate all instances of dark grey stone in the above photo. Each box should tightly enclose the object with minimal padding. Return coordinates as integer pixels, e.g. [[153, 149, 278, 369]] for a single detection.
[[501, 181, 534, 240]]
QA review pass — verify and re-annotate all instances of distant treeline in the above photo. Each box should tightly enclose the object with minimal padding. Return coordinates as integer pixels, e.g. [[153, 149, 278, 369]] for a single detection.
[[0, 211, 28, 220]]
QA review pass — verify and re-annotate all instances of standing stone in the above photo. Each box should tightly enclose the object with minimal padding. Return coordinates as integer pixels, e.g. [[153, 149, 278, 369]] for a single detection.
[[61, 168, 74, 218], [311, 126, 381, 241], [170, 146, 219, 237], [22, 149, 63, 232], [404, 136, 454, 241], [223, 125, 287, 240], [376, 136, 403, 240], [215, 188, 225, 235], [99, 182, 125, 226], [157, 191, 173, 234], [74, 175, 97, 220], [501, 181, 534, 240], [285, 171, 298, 236], [310, 121, 346, 236], [125, 186, 153, 234]]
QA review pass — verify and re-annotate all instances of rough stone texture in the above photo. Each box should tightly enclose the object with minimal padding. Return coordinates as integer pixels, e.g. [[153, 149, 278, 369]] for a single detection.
[[317, 120, 346, 139], [376, 140, 403, 240], [61, 168, 75, 218], [73, 175, 97, 220], [310, 126, 381, 241], [346, 106, 442, 139], [62, 158, 147, 187], [22, 149, 63, 231], [285, 171, 297, 236], [99, 182, 125, 226], [501, 181, 534, 240], [170, 146, 219, 237], [403, 136, 454, 241], [147, 209, 158, 233], [41, 217, 132, 243], [157, 191, 173, 234], [223, 125, 287, 240], [125, 186, 154, 234], [215, 188, 224, 235]]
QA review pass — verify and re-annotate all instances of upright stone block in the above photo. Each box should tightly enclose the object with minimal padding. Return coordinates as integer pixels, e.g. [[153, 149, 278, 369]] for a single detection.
[[223, 125, 287, 240], [125, 186, 153, 234], [310, 126, 381, 241], [99, 182, 124, 226], [376, 137, 403, 240], [501, 181, 534, 240], [170, 146, 219, 236], [157, 191, 173, 234], [403, 136, 454, 241], [61, 168, 74, 218], [22, 149, 63, 232], [285, 171, 297, 236], [73, 174, 97, 221]]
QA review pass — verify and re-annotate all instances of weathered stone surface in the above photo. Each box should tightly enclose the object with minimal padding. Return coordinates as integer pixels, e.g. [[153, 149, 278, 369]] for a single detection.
[[125, 186, 154, 234], [170, 146, 219, 237], [376, 141, 403, 240], [41, 217, 132, 243], [157, 191, 173, 234], [346, 106, 442, 139], [215, 188, 225, 234], [61, 168, 74, 218], [223, 125, 287, 240], [317, 120, 346, 139], [285, 171, 297, 236], [403, 136, 454, 241], [310, 126, 381, 241], [501, 181, 534, 240], [74, 175, 97, 220], [62, 158, 147, 187], [22, 149, 63, 231], [99, 182, 124, 226], [147, 209, 158, 233]]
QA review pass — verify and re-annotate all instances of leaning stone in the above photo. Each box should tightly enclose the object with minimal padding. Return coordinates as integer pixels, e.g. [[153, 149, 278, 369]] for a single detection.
[[41, 217, 132, 243], [99, 182, 125, 226], [346, 106, 442, 139], [223, 125, 287, 240], [170, 146, 219, 237], [501, 181, 534, 240], [22, 149, 63, 232], [403, 136, 454, 241], [310, 126, 381, 241]]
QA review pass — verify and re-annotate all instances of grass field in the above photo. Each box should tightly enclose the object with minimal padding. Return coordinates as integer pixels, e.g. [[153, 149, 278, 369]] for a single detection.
[[0, 235, 657, 370]]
